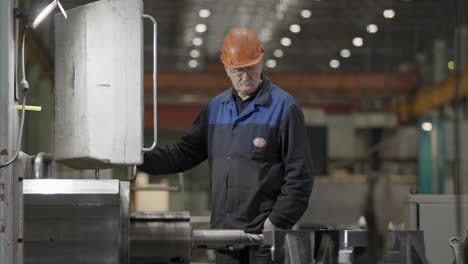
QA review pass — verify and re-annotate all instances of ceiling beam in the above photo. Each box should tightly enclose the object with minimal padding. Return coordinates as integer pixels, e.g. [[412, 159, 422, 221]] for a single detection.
[[394, 68, 468, 122]]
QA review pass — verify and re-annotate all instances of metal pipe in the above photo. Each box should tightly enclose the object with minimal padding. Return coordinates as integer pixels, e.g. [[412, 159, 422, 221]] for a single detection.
[[131, 186, 180, 192], [192, 229, 263, 250], [453, 0, 464, 240], [33, 152, 52, 179]]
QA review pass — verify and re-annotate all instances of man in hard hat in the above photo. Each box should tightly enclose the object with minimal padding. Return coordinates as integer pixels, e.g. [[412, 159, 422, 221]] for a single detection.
[[138, 27, 314, 263]]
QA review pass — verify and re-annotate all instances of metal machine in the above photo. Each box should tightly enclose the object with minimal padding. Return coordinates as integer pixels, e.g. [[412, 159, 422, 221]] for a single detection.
[[20, 178, 431, 264], [0, 0, 435, 263], [22, 179, 264, 264]]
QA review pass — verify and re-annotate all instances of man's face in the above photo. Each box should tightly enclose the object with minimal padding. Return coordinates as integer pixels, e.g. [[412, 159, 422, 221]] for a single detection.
[[225, 62, 262, 97]]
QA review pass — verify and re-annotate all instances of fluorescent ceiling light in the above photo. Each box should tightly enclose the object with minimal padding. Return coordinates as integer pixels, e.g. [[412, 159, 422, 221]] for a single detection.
[[300, 9, 311, 18], [280, 37, 291, 46], [329, 59, 340, 68], [383, 9, 395, 19], [352, 37, 363, 47], [188, 59, 199, 68], [366, 24, 378, 33], [190, 49, 200, 58], [195, 24, 207, 33], [192, 37, 203, 46], [199, 9, 211, 18], [273, 49, 284, 58], [289, 24, 301, 33], [266, 59, 277, 68], [31, 0, 67, 29], [340, 49, 351, 58]]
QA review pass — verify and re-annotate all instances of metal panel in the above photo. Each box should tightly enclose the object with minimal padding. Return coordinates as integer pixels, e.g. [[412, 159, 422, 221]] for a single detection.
[[54, 0, 144, 169], [23, 179, 119, 194], [0, 0, 20, 263], [23, 179, 129, 264], [406, 195, 468, 264]]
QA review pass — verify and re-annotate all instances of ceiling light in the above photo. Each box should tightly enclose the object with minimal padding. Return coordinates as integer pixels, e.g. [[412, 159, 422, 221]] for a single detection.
[[421, 122, 432, 132], [329, 59, 340, 69], [190, 49, 200, 58], [448, 61, 455, 70], [340, 49, 351, 58], [195, 24, 207, 33], [266, 59, 277, 68], [289, 24, 301, 33], [366, 24, 378, 33], [300, 9, 312, 18], [19, 0, 68, 29], [383, 9, 395, 19], [273, 49, 284, 58], [199, 9, 211, 18], [192, 37, 203, 46], [188, 59, 199, 68], [280, 37, 291, 46], [352, 37, 363, 47]]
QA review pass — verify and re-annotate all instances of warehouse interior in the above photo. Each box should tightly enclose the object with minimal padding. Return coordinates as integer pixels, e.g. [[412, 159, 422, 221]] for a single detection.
[[1, 0, 468, 263]]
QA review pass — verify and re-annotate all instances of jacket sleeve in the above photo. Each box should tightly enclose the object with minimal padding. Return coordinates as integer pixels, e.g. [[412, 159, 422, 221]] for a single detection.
[[137, 106, 208, 175], [268, 104, 315, 229]]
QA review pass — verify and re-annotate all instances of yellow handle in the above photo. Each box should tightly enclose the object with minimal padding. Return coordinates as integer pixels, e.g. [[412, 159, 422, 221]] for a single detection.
[[15, 105, 42, 111]]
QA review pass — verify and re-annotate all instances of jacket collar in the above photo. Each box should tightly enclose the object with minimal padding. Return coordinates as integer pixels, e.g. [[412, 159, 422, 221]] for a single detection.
[[222, 73, 271, 107]]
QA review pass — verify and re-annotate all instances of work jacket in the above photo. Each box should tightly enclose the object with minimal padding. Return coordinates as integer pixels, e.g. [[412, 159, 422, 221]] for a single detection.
[[138, 74, 314, 233]]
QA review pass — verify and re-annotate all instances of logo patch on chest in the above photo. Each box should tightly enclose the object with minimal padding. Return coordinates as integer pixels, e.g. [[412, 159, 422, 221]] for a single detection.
[[253, 137, 267, 148]]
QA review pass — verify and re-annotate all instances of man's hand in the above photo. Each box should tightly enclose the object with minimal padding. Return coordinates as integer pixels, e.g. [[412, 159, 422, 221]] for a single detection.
[[263, 217, 281, 230]]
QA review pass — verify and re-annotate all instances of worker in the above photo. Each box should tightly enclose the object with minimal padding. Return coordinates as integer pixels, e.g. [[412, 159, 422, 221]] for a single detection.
[[138, 27, 314, 264]]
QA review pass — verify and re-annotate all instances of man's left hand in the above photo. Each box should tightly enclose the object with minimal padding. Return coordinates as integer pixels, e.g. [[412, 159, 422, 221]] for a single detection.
[[263, 217, 281, 230]]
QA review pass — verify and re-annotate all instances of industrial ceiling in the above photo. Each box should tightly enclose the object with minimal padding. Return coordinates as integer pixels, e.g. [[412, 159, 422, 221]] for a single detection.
[[55, 0, 462, 73]]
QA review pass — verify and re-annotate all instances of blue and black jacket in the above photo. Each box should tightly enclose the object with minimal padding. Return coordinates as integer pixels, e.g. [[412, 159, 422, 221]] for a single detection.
[[139, 74, 314, 233]]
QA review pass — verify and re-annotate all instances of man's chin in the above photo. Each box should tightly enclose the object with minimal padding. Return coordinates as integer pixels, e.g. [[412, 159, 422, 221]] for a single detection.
[[237, 85, 256, 93]]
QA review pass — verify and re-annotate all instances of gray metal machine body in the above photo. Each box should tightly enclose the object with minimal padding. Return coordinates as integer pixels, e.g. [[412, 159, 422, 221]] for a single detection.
[[0, 0, 23, 264], [20, 179, 435, 264], [23, 179, 130, 264]]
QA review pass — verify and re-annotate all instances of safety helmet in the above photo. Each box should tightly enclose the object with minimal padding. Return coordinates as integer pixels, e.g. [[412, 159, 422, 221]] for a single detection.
[[220, 27, 264, 68]]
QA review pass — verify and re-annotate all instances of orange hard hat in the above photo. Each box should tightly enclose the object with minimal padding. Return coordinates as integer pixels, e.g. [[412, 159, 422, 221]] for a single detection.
[[220, 27, 264, 68]]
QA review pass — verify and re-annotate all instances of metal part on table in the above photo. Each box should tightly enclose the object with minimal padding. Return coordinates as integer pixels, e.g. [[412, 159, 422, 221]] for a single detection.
[[262, 230, 315, 264], [33, 152, 52, 179], [23, 179, 130, 264], [315, 229, 429, 264], [193, 230, 263, 251], [130, 211, 191, 264]]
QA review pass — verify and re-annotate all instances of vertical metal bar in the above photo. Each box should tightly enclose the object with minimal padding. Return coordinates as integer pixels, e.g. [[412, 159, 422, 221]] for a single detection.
[[141, 14, 157, 153], [0, 1, 19, 264], [119, 181, 130, 264], [453, 0, 464, 241]]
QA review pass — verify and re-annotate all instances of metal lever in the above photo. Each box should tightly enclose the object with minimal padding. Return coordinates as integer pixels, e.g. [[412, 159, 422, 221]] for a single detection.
[[450, 237, 463, 264], [141, 14, 157, 152]]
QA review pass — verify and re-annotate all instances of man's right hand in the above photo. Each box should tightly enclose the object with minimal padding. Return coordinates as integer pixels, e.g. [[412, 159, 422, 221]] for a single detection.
[[263, 217, 281, 230]]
